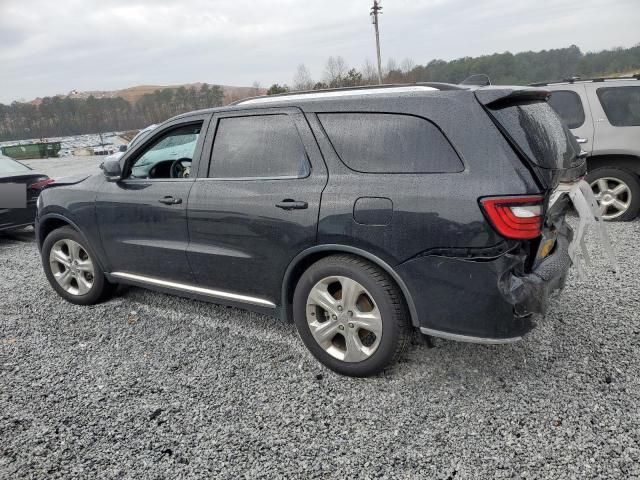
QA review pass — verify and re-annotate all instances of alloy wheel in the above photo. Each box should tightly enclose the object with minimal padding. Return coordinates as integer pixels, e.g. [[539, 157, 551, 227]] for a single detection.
[[49, 239, 95, 295], [305, 276, 382, 362], [591, 177, 632, 220]]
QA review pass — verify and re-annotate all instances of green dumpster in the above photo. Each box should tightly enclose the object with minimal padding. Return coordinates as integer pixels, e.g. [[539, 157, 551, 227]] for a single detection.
[[1, 142, 61, 159]]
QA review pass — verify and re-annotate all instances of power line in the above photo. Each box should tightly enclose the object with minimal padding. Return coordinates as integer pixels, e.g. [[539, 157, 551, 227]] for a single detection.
[[370, 0, 383, 85]]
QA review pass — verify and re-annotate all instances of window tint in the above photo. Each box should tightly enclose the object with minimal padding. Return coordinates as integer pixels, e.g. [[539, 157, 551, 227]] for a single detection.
[[209, 115, 309, 178], [489, 101, 581, 170], [597, 86, 640, 127], [548, 90, 585, 129], [317, 113, 463, 173], [128, 123, 201, 179]]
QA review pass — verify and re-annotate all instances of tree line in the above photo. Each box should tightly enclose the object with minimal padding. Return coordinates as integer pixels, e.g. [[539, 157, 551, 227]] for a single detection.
[[0, 84, 224, 142], [267, 44, 640, 94], [2, 44, 638, 142]]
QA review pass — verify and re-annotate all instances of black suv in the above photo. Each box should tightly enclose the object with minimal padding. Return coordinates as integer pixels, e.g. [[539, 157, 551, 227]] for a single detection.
[[36, 84, 585, 376]]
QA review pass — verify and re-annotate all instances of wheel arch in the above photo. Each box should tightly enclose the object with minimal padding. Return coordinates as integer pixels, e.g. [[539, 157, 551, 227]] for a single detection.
[[587, 154, 640, 176], [36, 213, 79, 250], [281, 245, 419, 327], [38, 213, 110, 272]]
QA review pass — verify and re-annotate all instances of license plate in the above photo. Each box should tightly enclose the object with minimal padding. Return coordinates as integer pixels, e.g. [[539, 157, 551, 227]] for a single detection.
[[537, 234, 557, 260]]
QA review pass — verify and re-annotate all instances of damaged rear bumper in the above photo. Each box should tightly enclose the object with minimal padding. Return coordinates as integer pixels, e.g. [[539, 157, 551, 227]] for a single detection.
[[402, 181, 616, 344], [498, 226, 572, 317], [396, 227, 574, 342]]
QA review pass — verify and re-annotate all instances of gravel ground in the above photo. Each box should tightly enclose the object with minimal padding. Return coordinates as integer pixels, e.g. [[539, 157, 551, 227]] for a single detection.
[[1, 217, 639, 478]]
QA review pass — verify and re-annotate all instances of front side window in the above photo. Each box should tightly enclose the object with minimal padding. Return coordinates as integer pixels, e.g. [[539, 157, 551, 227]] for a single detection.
[[209, 114, 309, 179], [548, 90, 585, 129], [597, 86, 640, 127], [317, 113, 463, 173], [127, 123, 202, 179]]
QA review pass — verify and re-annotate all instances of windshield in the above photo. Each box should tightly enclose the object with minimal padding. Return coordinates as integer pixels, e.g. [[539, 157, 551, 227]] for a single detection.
[[488, 100, 581, 170], [129, 124, 157, 149], [0, 155, 31, 174]]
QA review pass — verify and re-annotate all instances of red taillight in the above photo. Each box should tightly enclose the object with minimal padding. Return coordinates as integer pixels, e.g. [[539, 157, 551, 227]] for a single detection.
[[29, 177, 54, 190], [479, 195, 544, 240]]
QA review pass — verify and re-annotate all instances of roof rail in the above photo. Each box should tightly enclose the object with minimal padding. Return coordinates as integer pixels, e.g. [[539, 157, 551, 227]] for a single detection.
[[528, 74, 639, 87], [233, 82, 464, 106]]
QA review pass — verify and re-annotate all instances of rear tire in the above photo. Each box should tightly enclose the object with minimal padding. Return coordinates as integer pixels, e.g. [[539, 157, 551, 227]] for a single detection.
[[293, 254, 410, 377], [42, 226, 116, 305], [587, 167, 640, 221]]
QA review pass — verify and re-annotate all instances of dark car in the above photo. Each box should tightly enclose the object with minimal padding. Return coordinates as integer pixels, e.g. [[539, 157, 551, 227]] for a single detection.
[[36, 84, 591, 376], [0, 154, 53, 232]]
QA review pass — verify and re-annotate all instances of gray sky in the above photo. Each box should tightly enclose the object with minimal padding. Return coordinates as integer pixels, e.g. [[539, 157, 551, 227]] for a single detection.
[[0, 0, 638, 104]]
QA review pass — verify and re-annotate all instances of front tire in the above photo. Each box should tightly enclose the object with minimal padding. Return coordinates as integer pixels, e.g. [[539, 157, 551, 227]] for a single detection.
[[293, 255, 410, 377], [42, 226, 115, 305]]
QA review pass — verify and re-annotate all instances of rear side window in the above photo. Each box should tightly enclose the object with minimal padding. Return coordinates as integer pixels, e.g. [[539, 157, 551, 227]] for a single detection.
[[548, 90, 585, 129], [597, 86, 640, 126], [209, 114, 309, 178], [318, 113, 463, 173], [488, 101, 581, 170]]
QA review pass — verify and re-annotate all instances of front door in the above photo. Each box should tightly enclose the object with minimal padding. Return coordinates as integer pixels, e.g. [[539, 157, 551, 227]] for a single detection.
[[96, 115, 210, 282], [187, 108, 327, 304]]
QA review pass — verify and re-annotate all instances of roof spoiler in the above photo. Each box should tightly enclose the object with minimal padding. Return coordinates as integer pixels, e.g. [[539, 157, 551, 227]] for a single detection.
[[475, 87, 551, 107], [460, 74, 491, 86]]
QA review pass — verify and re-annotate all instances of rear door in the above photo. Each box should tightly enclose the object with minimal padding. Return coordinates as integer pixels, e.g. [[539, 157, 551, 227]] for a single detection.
[[585, 83, 640, 155], [96, 114, 210, 282], [187, 107, 327, 304], [548, 86, 594, 154]]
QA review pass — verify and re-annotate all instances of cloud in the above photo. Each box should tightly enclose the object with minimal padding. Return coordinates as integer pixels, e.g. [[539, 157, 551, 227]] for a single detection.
[[0, 0, 637, 103]]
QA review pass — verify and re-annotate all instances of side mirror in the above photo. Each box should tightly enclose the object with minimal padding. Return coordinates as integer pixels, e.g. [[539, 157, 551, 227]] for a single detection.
[[101, 159, 122, 182], [119, 144, 128, 152]]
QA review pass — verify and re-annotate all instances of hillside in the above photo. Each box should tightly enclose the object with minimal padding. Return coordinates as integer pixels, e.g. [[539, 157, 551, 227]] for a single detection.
[[29, 83, 266, 106], [4, 44, 639, 142]]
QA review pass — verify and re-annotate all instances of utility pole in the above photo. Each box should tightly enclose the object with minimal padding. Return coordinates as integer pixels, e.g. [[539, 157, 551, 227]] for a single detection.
[[370, 0, 383, 84]]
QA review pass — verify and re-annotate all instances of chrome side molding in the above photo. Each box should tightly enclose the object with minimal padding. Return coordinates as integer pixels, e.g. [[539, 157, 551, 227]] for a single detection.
[[111, 272, 276, 308], [419, 327, 522, 344]]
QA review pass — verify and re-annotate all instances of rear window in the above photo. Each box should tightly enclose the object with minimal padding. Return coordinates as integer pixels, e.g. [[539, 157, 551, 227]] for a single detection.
[[597, 86, 640, 127], [318, 113, 463, 173], [488, 101, 581, 170], [548, 90, 585, 129]]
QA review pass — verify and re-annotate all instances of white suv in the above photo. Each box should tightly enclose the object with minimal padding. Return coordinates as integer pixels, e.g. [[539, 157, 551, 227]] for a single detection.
[[541, 76, 640, 220]]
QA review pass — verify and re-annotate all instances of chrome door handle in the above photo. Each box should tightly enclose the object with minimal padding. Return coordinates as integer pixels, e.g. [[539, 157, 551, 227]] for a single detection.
[[158, 196, 182, 205], [276, 199, 308, 210], [574, 137, 588, 144]]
